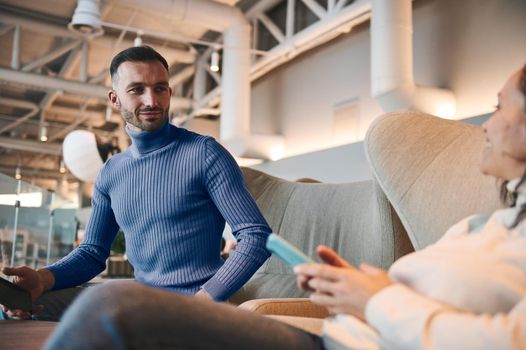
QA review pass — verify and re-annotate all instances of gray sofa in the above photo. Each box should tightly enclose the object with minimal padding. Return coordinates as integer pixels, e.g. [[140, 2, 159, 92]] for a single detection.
[[236, 111, 502, 323], [1, 111, 503, 347]]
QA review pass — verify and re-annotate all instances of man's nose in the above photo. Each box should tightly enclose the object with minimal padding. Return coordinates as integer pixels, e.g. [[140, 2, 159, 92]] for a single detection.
[[142, 89, 157, 107]]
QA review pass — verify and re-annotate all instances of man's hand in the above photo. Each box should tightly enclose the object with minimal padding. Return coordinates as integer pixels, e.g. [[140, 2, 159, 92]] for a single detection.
[[222, 239, 237, 255], [1, 266, 54, 319], [194, 288, 212, 300], [294, 246, 393, 321]]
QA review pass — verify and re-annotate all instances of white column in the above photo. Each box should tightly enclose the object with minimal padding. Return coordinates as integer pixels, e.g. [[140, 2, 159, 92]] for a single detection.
[[371, 0, 414, 110], [220, 23, 252, 141]]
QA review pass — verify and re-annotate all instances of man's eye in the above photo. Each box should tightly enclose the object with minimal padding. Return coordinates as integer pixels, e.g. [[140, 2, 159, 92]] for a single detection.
[[129, 87, 143, 94], [155, 86, 169, 93]]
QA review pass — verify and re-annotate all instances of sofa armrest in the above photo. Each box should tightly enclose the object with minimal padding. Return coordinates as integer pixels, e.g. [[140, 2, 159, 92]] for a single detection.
[[238, 298, 329, 318], [267, 315, 324, 335]]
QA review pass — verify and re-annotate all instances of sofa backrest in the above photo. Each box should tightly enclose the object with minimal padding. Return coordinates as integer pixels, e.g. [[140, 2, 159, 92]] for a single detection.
[[365, 111, 502, 250], [235, 167, 412, 301], [235, 111, 502, 302]]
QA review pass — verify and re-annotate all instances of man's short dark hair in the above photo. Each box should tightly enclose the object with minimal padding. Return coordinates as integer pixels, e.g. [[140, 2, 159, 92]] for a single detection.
[[110, 46, 169, 82]]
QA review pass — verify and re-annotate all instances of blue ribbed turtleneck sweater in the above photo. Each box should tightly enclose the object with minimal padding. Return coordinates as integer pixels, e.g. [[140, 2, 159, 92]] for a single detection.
[[47, 121, 271, 301]]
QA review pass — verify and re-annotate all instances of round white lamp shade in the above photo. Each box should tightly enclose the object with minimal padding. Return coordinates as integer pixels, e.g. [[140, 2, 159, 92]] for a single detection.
[[63, 130, 104, 182]]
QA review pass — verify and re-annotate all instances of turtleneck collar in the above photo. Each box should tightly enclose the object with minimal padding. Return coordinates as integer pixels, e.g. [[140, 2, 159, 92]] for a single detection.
[[125, 119, 174, 156]]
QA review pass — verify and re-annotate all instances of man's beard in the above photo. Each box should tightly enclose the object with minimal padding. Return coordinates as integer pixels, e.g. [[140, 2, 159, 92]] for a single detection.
[[120, 106, 168, 132]]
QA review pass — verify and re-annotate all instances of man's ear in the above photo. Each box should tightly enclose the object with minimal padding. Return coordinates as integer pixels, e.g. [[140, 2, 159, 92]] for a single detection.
[[108, 90, 120, 108]]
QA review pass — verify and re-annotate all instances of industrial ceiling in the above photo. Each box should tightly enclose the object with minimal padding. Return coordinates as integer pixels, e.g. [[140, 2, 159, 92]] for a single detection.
[[0, 0, 365, 199]]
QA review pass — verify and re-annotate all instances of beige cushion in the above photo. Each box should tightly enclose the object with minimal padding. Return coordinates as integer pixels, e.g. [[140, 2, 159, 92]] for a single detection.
[[267, 315, 324, 335], [365, 111, 502, 249], [239, 298, 329, 318]]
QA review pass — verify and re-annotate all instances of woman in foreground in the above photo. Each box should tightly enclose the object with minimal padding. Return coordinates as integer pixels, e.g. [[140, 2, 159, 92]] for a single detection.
[[44, 66, 526, 350]]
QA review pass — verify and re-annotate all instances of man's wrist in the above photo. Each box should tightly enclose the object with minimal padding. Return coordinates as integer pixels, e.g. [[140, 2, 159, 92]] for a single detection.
[[195, 288, 212, 300], [36, 268, 55, 292]]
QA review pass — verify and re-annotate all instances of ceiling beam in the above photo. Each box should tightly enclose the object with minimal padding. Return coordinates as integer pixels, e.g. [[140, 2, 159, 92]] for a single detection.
[[335, 0, 351, 11], [0, 166, 76, 181], [0, 97, 39, 134], [286, 0, 295, 38], [257, 13, 285, 43], [0, 11, 196, 63], [22, 39, 82, 72], [0, 136, 61, 155], [245, 0, 284, 18], [0, 11, 78, 39], [301, 0, 327, 19], [169, 66, 196, 87], [44, 105, 104, 121], [40, 46, 82, 128], [0, 67, 109, 99]]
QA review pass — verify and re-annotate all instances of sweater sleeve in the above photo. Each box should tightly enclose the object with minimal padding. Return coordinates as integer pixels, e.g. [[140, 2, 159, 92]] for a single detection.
[[365, 284, 526, 350], [200, 138, 271, 301], [46, 176, 120, 290]]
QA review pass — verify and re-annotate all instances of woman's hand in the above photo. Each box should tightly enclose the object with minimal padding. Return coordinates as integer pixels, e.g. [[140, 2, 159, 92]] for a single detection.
[[294, 245, 393, 321], [296, 245, 351, 291]]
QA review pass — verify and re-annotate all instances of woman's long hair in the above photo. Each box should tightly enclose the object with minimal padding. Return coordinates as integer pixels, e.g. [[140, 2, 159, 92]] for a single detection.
[[501, 64, 526, 228]]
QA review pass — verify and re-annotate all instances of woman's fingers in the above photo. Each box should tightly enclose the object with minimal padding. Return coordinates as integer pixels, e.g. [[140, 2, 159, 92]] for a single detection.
[[295, 263, 350, 281], [296, 274, 313, 291], [309, 291, 335, 307], [309, 291, 353, 317], [316, 245, 352, 268], [307, 276, 335, 293]]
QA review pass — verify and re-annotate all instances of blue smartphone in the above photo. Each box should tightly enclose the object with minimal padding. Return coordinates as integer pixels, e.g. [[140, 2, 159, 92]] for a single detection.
[[266, 233, 314, 268]]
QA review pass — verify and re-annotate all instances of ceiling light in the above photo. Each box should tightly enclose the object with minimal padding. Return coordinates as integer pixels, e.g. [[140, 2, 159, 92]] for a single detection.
[[134, 30, 143, 47], [15, 167, 21, 180], [68, 0, 104, 37], [39, 125, 48, 142], [59, 160, 66, 174], [210, 50, 220, 72]]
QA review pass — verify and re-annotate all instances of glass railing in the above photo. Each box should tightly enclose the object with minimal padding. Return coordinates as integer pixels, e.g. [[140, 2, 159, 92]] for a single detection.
[[0, 172, 78, 270]]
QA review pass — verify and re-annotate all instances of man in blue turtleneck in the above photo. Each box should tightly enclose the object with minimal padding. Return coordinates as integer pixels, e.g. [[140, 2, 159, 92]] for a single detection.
[[1, 46, 271, 320]]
